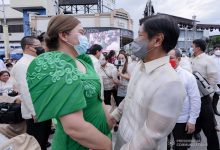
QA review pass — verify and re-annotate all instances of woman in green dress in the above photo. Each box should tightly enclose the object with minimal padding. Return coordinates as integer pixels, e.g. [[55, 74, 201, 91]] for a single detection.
[[26, 15, 112, 150]]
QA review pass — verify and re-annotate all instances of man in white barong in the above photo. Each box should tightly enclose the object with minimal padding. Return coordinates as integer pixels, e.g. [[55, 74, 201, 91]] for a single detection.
[[111, 15, 186, 150]]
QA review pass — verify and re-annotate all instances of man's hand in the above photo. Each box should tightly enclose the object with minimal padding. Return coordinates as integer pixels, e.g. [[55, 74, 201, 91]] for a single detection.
[[110, 116, 117, 125], [32, 115, 37, 123], [185, 122, 195, 134]]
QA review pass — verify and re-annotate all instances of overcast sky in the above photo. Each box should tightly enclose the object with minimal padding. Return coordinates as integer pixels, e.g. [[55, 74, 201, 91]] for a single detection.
[[1, 0, 220, 36], [116, 0, 220, 37]]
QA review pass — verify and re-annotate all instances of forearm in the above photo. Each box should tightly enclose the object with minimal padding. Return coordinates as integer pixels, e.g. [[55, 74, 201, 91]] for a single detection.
[[102, 102, 114, 129], [111, 99, 125, 121], [188, 100, 201, 124], [68, 122, 111, 149], [120, 74, 130, 80], [121, 111, 176, 150]]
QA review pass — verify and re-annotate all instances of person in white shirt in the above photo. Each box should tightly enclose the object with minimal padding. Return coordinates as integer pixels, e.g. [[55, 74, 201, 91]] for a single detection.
[[98, 54, 118, 105], [111, 15, 186, 150], [191, 39, 219, 150], [88, 44, 103, 72], [211, 45, 220, 116], [168, 49, 201, 150], [128, 55, 138, 74], [115, 53, 132, 106], [88, 44, 105, 101], [0, 59, 6, 71], [11, 36, 50, 150], [0, 71, 16, 95], [179, 53, 192, 73]]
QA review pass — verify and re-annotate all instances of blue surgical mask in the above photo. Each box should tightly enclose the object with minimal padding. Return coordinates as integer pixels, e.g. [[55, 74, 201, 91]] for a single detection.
[[66, 35, 89, 55]]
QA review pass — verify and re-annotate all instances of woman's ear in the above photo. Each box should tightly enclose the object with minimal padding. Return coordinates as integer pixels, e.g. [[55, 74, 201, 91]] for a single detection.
[[58, 32, 68, 42]]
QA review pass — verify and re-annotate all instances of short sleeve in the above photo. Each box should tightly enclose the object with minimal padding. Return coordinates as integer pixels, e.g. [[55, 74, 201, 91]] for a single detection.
[[27, 52, 87, 122]]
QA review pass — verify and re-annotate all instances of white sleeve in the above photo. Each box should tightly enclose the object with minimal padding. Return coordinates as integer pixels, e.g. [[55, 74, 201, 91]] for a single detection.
[[207, 58, 218, 91], [111, 99, 125, 122], [187, 75, 201, 124], [121, 81, 186, 150], [111, 65, 118, 81], [12, 65, 36, 117]]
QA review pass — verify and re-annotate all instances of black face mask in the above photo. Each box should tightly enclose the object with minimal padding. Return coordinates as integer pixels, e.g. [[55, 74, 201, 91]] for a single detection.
[[35, 47, 45, 56]]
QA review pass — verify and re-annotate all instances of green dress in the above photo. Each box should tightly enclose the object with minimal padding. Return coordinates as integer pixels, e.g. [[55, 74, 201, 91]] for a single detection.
[[27, 51, 111, 150]]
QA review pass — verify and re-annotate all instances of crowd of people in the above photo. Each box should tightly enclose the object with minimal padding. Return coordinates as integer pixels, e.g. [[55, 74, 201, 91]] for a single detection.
[[0, 13, 220, 150]]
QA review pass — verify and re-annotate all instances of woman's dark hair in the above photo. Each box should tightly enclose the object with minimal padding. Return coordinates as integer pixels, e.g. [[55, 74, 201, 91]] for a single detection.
[[45, 15, 80, 50], [107, 50, 116, 59], [193, 39, 207, 52], [117, 53, 128, 74], [88, 44, 102, 55], [0, 71, 10, 77], [140, 15, 180, 53], [119, 49, 126, 55]]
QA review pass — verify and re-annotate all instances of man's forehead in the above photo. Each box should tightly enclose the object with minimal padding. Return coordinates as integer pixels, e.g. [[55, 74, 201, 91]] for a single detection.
[[139, 24, 144, 32], [168, 50, 176, 56]]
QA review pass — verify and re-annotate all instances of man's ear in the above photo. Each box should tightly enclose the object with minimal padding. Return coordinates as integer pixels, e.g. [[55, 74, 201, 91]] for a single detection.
[[154, 33, 164, 47]]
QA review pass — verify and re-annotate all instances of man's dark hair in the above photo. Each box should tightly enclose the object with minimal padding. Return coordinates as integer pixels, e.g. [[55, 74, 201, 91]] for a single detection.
[[174, 49, 182, 58], [6, 63, 13, 68], [193, 39, 207, 52], [141, 15, 180, 53], [88, 44, 103, 55], [214, 44, 220, 49], [37, 32, 46, 43], [20, 36, 38, 50]]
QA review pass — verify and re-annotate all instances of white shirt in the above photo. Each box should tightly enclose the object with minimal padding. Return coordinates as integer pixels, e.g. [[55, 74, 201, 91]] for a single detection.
[[191, 53, 218, 91], [111, 56, 186, 150], [98, 63, 118, 91], [0, 79, 15, 95], [211, 55, 220, 84], [89, 54, 104, 100], [0, 59, 6, 71], [11, 54, 36, 119], [128, 61, 138, 75], [179, 56, 192, 73], [175, 66, 201, 124]]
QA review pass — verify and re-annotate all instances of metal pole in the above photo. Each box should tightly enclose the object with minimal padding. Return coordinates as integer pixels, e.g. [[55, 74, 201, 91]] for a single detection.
[[192, 15, 197, 41], [184, 27, 187, 50], [1, 0, 10, 59], [2, 0, 6, 25]]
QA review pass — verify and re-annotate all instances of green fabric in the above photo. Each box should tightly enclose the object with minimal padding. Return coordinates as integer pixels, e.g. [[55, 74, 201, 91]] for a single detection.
[[27, 51, 111, 150]]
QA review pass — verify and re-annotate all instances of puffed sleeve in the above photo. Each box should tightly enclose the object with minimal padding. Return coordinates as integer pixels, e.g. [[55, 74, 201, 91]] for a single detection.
[[27, 51, 87, 122]]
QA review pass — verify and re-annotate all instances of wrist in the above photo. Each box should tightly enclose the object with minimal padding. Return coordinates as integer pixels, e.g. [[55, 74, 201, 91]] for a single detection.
[[104, 138, 112, 150]]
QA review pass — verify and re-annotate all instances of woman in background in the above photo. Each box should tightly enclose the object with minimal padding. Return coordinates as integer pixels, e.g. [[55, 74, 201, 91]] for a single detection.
[[0, 71, 16, 95], [107, 50, 116, 64], [116, 53, 131, 106]]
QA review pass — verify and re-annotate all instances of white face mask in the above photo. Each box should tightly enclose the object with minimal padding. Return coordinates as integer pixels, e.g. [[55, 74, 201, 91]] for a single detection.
[[214, 50, 220, 56], [121, 60, 125, 65], [100, 59, 107, 66]]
